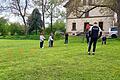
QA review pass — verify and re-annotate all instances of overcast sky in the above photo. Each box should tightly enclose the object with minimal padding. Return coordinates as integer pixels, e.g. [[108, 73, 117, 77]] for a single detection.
[[0, 0, 66, 26]]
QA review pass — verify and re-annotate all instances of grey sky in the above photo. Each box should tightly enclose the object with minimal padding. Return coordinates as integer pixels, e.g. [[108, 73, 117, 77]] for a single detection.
[[0, 0, 66, 26]]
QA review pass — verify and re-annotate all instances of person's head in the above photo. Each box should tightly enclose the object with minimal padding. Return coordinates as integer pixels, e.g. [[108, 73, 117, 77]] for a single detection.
[[50, 32, 53, 36], [94, 22, 98, 26], [40, 32, 43, 35]]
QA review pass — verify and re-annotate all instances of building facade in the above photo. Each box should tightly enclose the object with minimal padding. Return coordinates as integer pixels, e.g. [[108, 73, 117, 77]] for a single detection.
[[64, 0, 115, 35]]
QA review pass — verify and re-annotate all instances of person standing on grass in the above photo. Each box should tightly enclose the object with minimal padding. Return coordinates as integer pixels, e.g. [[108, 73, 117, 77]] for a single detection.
[[88, 22, 102, 55], [102, 34, 107, 45], [40, 32, 45, 48], [85, 24, 92, 44], [51, 32, 54, 47], [64, 32, 69, 44], [48, 33, 54, 47]]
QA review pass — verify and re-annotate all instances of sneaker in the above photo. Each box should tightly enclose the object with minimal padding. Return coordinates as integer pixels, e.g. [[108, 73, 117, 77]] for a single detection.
[[88, 52, 90, 55], [92, 52, 95, 55]]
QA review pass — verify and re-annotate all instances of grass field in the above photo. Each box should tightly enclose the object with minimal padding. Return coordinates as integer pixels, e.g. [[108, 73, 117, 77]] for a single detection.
[[0, 37, 120, 80]]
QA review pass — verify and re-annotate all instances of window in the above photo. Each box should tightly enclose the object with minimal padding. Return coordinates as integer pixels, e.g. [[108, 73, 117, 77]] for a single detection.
[[84, 22, 89, 32], [111, 27, 118, 31], [99, 22, 103, 30], [83, 0, 86, 5], [72, 23, 76, 31]]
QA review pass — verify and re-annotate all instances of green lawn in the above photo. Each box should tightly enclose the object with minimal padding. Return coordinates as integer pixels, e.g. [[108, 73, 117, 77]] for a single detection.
[[0, 37, 120, 80]]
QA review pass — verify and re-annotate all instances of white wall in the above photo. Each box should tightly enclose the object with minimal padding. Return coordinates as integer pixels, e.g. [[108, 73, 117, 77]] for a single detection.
[[66, 17, 114, 35], [66, 6, 114, 35]]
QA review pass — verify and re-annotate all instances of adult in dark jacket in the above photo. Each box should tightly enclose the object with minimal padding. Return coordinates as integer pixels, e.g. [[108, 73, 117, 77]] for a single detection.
[[64, 32, 69, 44], [88, 22, 102, 55]]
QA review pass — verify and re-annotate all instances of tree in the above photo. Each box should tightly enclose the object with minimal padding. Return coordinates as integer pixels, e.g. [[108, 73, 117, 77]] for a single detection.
[[10, 0, 29, 35], [27, 8, 43, 35], [33, 0, 46, 30], [8, 23, 25, 35], [45, 20, 65, 34], [1, 0, 31, 35], [33, 0, 66, 32], [0, 17, 8, 35]]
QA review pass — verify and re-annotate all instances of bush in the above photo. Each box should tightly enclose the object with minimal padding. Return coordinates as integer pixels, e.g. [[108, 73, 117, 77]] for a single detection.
[[0, 35, 39, 40], [45, 20, 66, 35], [8, 23, 25, 35], [54, 33, 64, 40], [0, 34, 64, 40], [0, 23, 25, 36], [0, 17, 8, 35]]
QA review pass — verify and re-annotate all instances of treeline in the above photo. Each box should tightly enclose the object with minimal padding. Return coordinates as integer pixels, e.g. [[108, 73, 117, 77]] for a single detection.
[[0, 17, 25, 36], [0, 17, 66, 36]]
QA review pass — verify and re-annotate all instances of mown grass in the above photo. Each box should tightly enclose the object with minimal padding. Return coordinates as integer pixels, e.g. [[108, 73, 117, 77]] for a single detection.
[[0, 37, 120, 80]]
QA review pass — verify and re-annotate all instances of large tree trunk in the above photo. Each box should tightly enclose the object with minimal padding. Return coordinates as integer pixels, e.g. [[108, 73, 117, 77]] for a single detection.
[[42, 0, 45, 30], [51, 10, 53, 32], [21, 16, 27, 35]]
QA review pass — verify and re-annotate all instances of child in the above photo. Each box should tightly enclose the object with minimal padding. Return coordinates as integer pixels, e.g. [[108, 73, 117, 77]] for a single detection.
[[102, 35, 107, 45], [48, 34, 54, 47], [40, 32, 45, 48]]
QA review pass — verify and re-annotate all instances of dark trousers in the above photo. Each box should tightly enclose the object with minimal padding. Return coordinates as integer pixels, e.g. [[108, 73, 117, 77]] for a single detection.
[[88, 37, 98, 52], [49, 40, 53, 47], [40, 41, 44, 48], [102, 41, 106, 45], [102, 37, 106, 45], [64, 39, 68, 44], [51, 41, 53, 47]]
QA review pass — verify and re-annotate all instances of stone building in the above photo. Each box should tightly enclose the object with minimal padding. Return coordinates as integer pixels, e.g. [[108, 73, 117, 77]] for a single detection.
[[64, 0, 115, 35]]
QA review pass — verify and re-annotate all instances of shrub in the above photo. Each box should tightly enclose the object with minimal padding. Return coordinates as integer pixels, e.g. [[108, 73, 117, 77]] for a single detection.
[[8, 23, 25, 35], [54, 32, 64, 40], [45, 20, 66, 35]]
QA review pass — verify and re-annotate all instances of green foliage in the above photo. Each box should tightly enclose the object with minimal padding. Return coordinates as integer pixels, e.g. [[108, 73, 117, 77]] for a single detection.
[[45, 20, 66, 34], [27, 8, 43, 35], [0, 17, 8, 35], [54, 32, 64, 40], [0, 35, 50, 40], [8, 23, 25, 35], [0, 35, 39, 40], [0, 17, 25, 35]]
